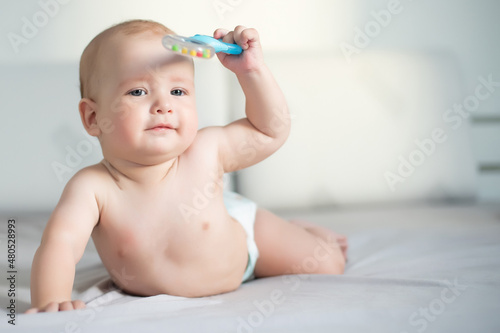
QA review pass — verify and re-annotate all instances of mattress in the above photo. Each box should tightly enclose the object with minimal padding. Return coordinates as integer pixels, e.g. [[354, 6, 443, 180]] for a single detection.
[[1, 203, 499, 332]]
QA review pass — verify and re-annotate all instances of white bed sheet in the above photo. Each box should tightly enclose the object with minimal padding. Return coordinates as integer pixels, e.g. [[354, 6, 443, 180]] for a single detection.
[[1, 204, 499, 332]]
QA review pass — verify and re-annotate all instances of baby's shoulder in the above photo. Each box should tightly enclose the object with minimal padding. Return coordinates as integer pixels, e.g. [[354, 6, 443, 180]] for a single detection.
[[182, 127, 226, 165], [195, 126, 222, 142], [55, 163, 109, 210], [65, 162, 110, 192], [189, 127, 224, 153]]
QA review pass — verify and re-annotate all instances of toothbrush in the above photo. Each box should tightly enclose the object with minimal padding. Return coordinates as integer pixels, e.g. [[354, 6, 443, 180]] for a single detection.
[[162, 34, 243, 59]]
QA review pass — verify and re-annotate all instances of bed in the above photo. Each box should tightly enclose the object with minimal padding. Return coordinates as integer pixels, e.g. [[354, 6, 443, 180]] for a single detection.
[[2, 46, 499, 332], [1, 203, 499, 332]]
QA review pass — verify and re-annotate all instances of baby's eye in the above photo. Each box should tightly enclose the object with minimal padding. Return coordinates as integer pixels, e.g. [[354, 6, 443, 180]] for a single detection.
[[128, 89, 146, 97], [171, 89, 186, 96]]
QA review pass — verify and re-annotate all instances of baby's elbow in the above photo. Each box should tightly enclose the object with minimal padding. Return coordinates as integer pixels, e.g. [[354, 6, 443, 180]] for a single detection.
[[277, 108, 291, 140], [270, 121, 291, 150], [280, 122, 291, 144], [267, 104, 290, 140]]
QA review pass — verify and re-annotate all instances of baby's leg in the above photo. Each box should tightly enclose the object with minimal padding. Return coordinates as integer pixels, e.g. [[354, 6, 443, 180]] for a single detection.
[[253, 209, 346, 278], [289, 219, 348, 260]]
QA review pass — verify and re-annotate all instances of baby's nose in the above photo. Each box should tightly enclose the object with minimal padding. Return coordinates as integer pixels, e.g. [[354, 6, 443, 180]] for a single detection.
[[155, 107, 173, 114], [152, 98, 173, 114]]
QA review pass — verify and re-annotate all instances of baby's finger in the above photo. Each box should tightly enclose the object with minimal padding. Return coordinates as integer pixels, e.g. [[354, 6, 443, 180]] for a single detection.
[[238, 28, 259, 50], [24, 307, 39, 314], [232, 25, 247, 45], [59, 301, 74, 311], [44, 302, 59, 312], [213, 28, 229, 40], [221, 31, 235, 45], [73, 300, 86, 310]]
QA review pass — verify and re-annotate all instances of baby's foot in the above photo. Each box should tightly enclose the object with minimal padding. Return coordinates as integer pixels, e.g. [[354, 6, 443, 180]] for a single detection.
[[334, 233, 348, 261], [290, 219, 348, 260]]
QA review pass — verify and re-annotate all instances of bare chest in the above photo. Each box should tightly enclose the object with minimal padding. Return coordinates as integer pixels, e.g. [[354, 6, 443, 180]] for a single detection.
[[92, 162, 241, 260]]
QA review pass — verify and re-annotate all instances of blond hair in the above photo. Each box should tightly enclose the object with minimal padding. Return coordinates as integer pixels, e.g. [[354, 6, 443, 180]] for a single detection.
[[79, 19, 174, 99]]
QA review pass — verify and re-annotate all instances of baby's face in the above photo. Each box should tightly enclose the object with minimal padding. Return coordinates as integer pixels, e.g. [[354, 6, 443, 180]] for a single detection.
[[93, 32, 198, 165]]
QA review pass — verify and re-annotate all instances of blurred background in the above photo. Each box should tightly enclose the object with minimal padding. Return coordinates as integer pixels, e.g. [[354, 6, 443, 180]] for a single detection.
[[0, 0, 499, 212]]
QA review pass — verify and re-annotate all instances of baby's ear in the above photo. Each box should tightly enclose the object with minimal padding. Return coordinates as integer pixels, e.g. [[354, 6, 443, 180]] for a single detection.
[[79, 98, 101, 137]]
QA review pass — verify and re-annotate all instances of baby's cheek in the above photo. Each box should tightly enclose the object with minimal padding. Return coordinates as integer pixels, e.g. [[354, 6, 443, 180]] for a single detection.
[[178, 107, 197, 129], [97, 115, 116, 135], [186, 115, 199, 138], [110, 101, 132, 122]]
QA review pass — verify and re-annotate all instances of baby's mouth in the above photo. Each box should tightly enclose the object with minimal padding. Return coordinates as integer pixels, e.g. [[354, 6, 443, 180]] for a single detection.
[[146, 123, 175, 131]]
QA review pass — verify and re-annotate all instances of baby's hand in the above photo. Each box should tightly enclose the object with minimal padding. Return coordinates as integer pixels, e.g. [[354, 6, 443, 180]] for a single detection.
[[213, 26, 265, 75], [25, 300, 86, 314]]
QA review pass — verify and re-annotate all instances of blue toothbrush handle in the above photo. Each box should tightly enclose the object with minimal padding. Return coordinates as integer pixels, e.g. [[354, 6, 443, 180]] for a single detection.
[[191, 35, 243, 55]]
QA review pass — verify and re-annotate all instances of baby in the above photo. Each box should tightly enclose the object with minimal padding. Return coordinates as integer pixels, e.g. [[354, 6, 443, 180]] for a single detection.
[[27, 19, 347, 313]]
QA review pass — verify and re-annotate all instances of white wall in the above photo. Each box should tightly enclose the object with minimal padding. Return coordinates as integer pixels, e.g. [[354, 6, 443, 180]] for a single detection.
[[1, 0, 499, 212]]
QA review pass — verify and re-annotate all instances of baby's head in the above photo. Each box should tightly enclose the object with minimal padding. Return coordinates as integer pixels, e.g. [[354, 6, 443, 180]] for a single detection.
[[78, 20, 198, 166], [79, 20, 175, 100]]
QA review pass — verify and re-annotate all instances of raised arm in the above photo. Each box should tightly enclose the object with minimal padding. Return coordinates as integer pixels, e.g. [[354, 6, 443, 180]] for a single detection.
[[27, 169, 100, 313], [213, 26, 290, 172]]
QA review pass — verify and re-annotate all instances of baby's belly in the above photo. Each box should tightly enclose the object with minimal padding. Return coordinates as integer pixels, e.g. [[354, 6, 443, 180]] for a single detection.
[[92, 215, 249, 297]]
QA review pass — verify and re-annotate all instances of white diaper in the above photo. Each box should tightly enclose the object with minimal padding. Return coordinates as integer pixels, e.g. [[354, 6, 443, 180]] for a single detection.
[[223, 191, 259, 282]]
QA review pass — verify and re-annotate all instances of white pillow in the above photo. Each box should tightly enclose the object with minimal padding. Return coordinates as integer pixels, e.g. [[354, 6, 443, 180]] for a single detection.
[[232, 51, 477, 209]]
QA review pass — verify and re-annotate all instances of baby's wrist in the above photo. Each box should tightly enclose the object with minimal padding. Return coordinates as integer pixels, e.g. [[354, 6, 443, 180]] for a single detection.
[[235, 61, 268, 80]]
